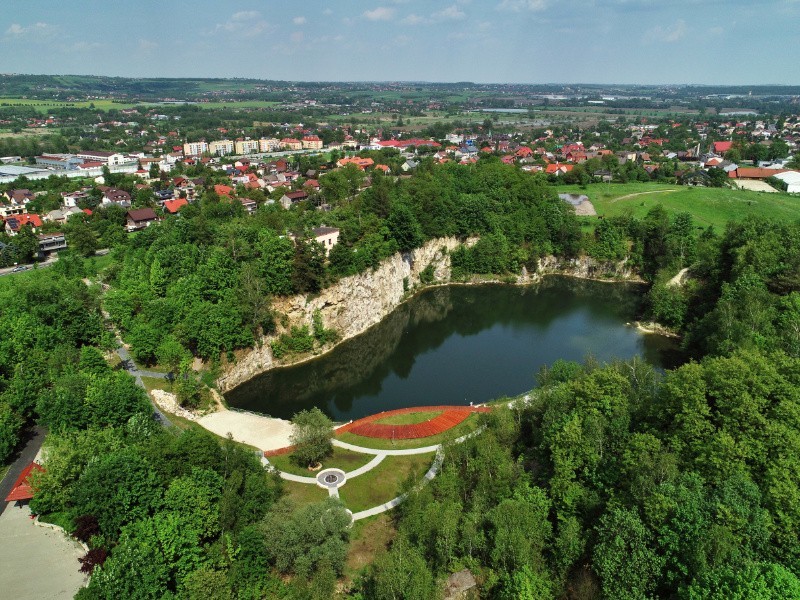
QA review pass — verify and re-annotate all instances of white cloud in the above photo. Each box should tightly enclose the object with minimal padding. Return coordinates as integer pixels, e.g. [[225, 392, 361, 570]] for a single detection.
[[642, 19, 687, 43], [5, 22, 56, 37], [216, 11, 272, 36], [291, 31, 304, 43], [293, 16, 307, 25], [498, 0, 548, 11], [363, 7, 395, 21], [138, 39, 158, 51], [323, 8, 333, 15], [434, 5, 466, 20], [401, 14, 427, 25]]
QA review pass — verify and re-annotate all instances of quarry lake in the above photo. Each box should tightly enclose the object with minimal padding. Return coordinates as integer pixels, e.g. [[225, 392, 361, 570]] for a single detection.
[[226, 277, 681, 421]]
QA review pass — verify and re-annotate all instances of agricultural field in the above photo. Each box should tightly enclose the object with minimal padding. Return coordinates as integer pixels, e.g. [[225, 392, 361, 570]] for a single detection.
[[557, 182, 800, 230], [0, 97, 141, 112]]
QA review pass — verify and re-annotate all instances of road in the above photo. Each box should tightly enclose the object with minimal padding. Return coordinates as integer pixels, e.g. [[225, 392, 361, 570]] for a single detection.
[[0, 426, 46, 517], [0, 248, 108, 278], [115, 344, 173, 427]]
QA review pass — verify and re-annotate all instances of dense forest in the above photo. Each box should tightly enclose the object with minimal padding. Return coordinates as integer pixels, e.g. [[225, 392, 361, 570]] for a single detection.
[[1, 157, 799, 598]]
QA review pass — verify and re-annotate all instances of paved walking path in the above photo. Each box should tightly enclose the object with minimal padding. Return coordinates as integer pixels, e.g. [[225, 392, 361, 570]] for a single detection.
[[267, 426, 485, 521], [114, 343, 172, 427]]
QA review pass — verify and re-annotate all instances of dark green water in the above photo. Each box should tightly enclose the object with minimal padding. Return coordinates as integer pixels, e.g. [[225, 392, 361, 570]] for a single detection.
[[226, 277, 680, 421]]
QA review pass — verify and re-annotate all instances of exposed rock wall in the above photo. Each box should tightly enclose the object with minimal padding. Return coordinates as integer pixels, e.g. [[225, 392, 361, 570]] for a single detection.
[[217, 237, 464, 393], [533, 255, 643, 282]]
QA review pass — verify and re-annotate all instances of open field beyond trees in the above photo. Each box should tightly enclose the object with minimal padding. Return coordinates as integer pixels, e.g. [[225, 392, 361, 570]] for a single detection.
[[557, 182, 800, 230]]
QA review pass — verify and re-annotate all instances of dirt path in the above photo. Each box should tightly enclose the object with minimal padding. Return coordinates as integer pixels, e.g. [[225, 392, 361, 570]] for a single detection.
[[608, 189, 680, 203]]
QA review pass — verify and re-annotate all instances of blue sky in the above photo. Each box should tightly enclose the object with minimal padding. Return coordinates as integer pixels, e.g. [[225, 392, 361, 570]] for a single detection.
[[1, 0, 798, 84]]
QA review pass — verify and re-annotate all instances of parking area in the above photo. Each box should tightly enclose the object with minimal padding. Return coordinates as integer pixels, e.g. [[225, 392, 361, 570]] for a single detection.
[[0, 504, 87, 599]]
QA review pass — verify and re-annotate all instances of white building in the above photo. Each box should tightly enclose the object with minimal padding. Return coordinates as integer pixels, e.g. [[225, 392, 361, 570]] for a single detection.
[[209, 140, 234, 156], [183, 141, 208, 156], [773, 170, 800, 194], [259, 138, 280, 152], [234, 139, 260, 155]]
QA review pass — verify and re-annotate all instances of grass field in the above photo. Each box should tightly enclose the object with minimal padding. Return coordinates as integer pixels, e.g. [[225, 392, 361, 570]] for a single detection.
[[337, 453, 433, 513], [557, 182, 800, 230], [282, 480, 329, 505], [0, 97, 282, 114], [267, 446, 374, 477], [345, 513, 396, 579], [373, 410, 442, 426], [336, 412, 483, 450]]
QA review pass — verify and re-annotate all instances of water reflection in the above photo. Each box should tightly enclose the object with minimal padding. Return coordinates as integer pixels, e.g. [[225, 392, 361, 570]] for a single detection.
[[226, 277, 681, 420]]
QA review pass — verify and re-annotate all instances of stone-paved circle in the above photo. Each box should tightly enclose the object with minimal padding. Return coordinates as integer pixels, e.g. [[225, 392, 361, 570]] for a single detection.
[[316, 468, 346, 490]]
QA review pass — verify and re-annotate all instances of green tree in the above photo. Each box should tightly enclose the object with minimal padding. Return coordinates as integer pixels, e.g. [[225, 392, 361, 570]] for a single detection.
[[386, 202, 424, 253], [12, 224, 39, 263], [593, 506, 664, 600], [290, 407, 334, 467], [679, 562, 800, 600]]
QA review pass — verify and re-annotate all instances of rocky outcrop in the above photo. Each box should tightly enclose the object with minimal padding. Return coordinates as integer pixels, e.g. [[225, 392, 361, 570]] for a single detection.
[[533, 255, 643, 282], [217, 237, 465, 393]]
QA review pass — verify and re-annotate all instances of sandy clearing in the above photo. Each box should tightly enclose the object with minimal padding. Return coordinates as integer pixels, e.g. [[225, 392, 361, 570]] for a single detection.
[[0, 505, 87, 599], [574, 199, 597, 216], [732, 179, 778, 193], [608, 189, 679, 203], [197, 410, 294, 452]]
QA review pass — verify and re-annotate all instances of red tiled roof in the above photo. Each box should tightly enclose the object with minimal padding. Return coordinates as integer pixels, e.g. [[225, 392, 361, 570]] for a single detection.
[[714, 141, 733, 153], [164, 198, 188, 213], [5, 462, 44, 502]]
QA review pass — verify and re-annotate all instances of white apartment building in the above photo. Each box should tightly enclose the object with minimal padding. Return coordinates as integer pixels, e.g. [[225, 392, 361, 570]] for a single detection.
[[234, 139, 260, 155], [259, 138, 280, 152], [209, 140, 234, 156], [182, 141, 208, 156]]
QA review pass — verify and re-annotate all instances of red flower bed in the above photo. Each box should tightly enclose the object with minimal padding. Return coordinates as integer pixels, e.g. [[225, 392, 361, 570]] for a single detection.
[[337, 405, 491, 440]]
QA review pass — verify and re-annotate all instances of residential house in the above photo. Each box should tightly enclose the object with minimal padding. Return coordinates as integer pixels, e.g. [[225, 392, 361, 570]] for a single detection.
[[4, 189, 34, 204], [126, 208, 159, 231], [101, 187, 132, 207], [280, 190, 309, 209], [44, 206, 84, 224], [37, 233, 67, 256], [163, 198, 188, 214], [312, 226, 340, 255], [238, 197, 257, 214], [773, 171, 800, 193], [4, 213, 42, 236]]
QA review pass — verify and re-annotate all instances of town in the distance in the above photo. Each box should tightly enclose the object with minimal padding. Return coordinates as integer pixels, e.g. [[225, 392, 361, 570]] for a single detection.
[[1, 78, 798, 267]]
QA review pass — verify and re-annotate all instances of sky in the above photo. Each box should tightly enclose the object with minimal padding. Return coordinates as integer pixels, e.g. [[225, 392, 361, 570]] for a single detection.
[[1, 0, 799, 85]]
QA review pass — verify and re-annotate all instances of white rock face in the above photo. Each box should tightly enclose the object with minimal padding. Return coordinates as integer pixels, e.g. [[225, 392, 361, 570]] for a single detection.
[[217, 237, 464, 393]]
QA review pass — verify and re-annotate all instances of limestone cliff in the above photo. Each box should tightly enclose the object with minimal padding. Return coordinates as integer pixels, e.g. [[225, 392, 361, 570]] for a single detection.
[[217, 237, 464, 393], [533, 255, 643, 283]]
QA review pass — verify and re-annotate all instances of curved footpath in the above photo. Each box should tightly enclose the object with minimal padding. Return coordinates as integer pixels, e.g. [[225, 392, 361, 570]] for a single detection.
[[264, 427, 485, 521]]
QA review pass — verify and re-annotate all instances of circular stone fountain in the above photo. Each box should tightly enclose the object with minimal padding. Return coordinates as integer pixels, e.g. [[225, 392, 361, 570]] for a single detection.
[[316, 468, 347, 490]]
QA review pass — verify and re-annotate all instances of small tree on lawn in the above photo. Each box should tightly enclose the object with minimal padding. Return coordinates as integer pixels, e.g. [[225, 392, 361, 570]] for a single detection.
[[290, 408, 334, 468]]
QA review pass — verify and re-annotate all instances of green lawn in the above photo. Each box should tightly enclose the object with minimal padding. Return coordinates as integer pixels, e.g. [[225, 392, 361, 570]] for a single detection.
[[0, 97, 141, 113], [282, 480, 329, 505], [557, 182, 800, 230], [338, 453, 434, 513], [268, 446, 374, 477], [373, 410, 442, 426], [336, 412, 483, 450]]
